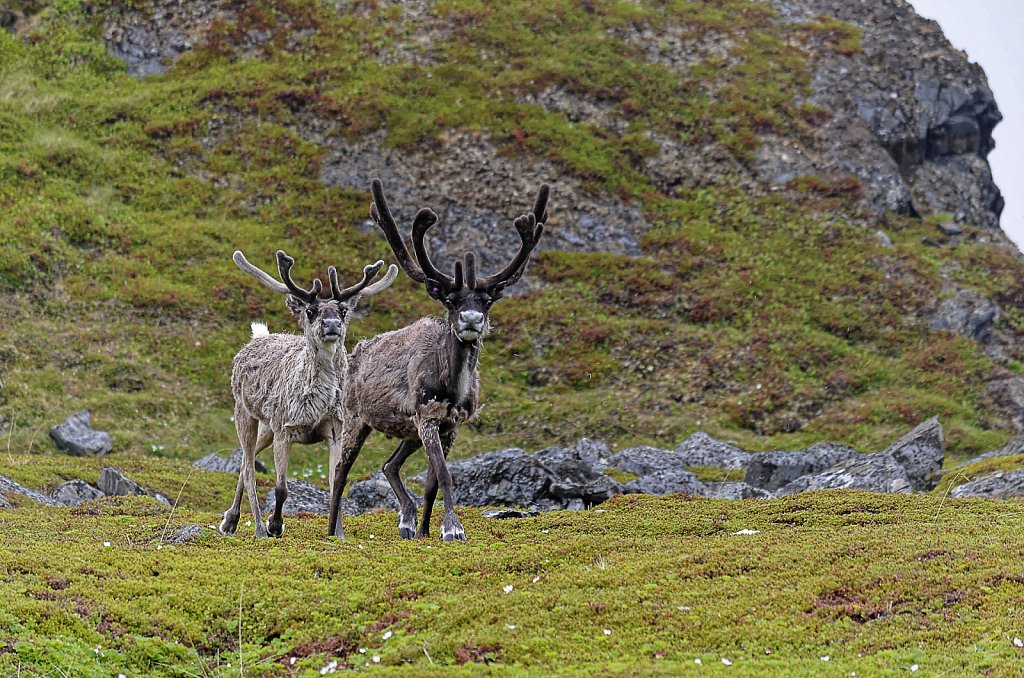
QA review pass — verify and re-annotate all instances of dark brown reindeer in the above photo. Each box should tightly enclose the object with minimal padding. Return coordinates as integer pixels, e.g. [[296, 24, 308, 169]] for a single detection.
[[223, 249, 397, 539], [327, 178, 549, 541]]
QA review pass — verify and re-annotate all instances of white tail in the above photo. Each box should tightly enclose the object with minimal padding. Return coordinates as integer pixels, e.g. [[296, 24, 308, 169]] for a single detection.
[[251, 322, 270, 338]]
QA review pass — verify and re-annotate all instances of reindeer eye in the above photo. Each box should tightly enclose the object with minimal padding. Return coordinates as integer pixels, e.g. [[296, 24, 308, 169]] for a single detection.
[[443, 297, 454, 309], [306, 307, 317, 319]]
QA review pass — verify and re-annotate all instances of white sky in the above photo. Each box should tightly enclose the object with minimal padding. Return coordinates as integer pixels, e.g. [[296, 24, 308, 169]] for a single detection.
[[909, 0, 1024, 249]]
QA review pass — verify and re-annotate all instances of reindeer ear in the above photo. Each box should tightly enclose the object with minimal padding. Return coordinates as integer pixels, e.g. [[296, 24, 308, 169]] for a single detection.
[[425, 280, 446, 301], [285, 295, 305, 316]]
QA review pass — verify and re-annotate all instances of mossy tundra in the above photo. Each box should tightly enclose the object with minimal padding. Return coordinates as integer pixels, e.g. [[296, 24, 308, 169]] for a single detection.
[[1, 0, 1024, 674]]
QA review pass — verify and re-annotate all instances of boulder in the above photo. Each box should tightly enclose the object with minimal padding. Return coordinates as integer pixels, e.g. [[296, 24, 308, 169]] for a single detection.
[[51, 480, 105, 507], [261, 478, 345, 516], [97, 468, 171, 505], [880, 416, 944, 490], [433, 448, 553, 508], [0, 475, 63, 507], [608, 445, 684, 476], [702, 482, 773, 500], [49, 411, 113, 457], [535, 438, 610, 483], [623, 469, 706, 496], [950, 470, 1024, 499], [776, 455, 913, 496], [745, 443, 859, 491], [675, 432, 751, 470], [347, 472, 418, 514], [192, 447, 267, 474], [0, 494, 10, 508], [549, 474, 623, 506]]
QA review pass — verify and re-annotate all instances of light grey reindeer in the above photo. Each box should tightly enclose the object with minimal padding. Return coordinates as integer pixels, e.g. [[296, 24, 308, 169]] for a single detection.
[[327, 178, 549, 542], [222, 249, 397, 538]]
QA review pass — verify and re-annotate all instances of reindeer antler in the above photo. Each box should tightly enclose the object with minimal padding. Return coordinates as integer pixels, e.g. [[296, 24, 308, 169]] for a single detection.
[[369, 179, 549, 295], [233, 250, 322, 302], [475, 183, 548, 291], [328, 260, 386, 302], [370, 179, 430, 285]]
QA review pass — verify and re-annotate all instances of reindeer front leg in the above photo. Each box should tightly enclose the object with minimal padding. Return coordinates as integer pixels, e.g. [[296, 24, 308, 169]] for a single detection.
[[327, 418, 371, 539], [382, 439, 423, 539], [418, 419, 465, 542]]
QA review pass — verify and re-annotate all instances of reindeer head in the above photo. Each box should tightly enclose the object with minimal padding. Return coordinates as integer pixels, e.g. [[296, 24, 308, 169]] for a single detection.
[[368, 179, 548, 343], [233, 249, 398, 349]]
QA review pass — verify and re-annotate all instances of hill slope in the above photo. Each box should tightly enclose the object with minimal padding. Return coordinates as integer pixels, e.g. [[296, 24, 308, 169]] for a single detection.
[[0, 0, 1022, 477]]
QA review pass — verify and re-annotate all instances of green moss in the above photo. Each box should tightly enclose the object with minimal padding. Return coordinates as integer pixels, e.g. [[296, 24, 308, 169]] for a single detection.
[[2, 490, 1024, 674]]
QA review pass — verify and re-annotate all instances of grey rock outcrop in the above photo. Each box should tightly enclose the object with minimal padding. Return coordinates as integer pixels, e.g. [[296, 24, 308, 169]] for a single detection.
[[770, 0, 1003, 229], [193, 448, 267, 474], [50, 411, 113, 457], [0, 475, 62, 507], [0, 494, 10, 508], [482, 508, 540, 519], [929, 291, 1000, 344], [950, 470, 1024, 499], [981, 378, 1024, 433], [97, 468, 171, 505], [51, 480, 105, 507], [878, 416, 943, 490], [744, 443, 859, 491], [776, 454, 913, 496]]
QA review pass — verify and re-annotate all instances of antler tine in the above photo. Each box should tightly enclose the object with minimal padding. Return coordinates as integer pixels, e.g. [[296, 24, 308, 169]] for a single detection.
[[475, 213, 543, 290], [370, 178, 427, 284], [412, 208, 456, 288], [453, 260, 464, 291], [531, 183, 550, 225], [330, 260, 385, 302], [233, 250, 291, 295], [361, 263, 399, 297], [464, 252, 477, 290], [276, 250, 322, 303]]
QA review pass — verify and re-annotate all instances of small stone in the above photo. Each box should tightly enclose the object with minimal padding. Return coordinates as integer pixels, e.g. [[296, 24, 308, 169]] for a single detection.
[[938, 222, 963, 236]]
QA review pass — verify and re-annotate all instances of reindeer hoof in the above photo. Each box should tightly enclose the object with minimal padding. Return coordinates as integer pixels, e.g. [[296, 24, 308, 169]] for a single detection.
[[399, 527, 415, 540], [219, 511, 239, 536], [441, 524, 467, 542], [268, 520, 284, 538]]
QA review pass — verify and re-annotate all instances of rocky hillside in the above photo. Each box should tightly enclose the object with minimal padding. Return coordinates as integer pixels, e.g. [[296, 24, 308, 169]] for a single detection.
[[1, 0, 1023, 475]]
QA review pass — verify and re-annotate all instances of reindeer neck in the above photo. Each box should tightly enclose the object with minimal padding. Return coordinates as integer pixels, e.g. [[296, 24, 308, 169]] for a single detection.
[[304, 340, 340, 376], [442, 321, 480, 399]]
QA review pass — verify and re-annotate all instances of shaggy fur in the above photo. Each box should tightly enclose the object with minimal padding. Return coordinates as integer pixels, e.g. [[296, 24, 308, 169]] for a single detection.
[[327, 179, 548, 542], [220, 250, 397, 539]]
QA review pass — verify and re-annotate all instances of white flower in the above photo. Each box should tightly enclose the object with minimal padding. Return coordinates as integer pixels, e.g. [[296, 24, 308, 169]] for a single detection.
[[731, 529, 759, 535], [541, 529, 550, 534], [820, 656, 830, 661], [603, 629, 611, 636], [532, 576, 540, 583], [507, 624, 516, 630], [1015, 637, 1023, 648], [694, 658, 702, 665], [721, 657, 733, 666], [103, 541, 111, 547], [503, 584, 513, 594], [289, 657, 296, 665], [358, 648, 366, 654], [372, 656, 380, 664], [369, 534, 375, 539], [382, 630, 392, 640], [677, 605, 691, 611], [910, 665, 919, 672]]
